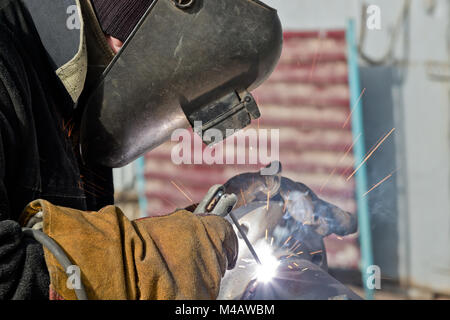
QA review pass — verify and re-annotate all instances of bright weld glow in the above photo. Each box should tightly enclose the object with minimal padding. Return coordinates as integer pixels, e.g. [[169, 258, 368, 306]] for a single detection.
[[254, 242, 280, 283]]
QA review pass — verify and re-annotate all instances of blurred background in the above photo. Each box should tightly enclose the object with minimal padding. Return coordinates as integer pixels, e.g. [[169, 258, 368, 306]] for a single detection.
[[113, 0, 450, 300]]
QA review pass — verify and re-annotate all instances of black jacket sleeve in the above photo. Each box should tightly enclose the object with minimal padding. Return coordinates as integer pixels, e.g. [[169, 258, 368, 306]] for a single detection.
[[0, 36, 50, 300], [0, 221, 49, 300]]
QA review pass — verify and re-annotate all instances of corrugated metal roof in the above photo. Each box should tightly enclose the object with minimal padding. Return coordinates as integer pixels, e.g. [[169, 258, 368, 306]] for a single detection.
[[144, 30, 359, 269]]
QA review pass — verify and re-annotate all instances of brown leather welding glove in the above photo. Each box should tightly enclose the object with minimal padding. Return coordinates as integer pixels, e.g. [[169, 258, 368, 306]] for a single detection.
[[20, 200, 238, 300]]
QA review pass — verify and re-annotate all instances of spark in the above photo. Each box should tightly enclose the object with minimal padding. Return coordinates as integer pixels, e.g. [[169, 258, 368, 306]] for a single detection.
[[363, 170, 396, 197], [309, 36, 322, 81], [69, 124, 75, 136], [265, 229, 268, 241], [170, 181, 193, 203], [348, 133, 386, 178], [238, 265, 247, 269], [288, 265, 293, 270], [83, 189, 99, 198], [283, 235, 292, 246], [160, 196, 177, 208], [82, 179, 106, 192], [341, 166, 353, 180], [341, 131, 385, 180], [80, 165, 107, 181], [320, 168, 337, 193], [343, 133, 362, 159], [62, 118, 75, 138], [347, 128, 396, 181], [77, 182, 98, 198], [81, 184, 108, 197], [310, 250, 323, 255], [296, 251, 304, 255], [177, 181, 194, 198], [288, 240, 300, 252], [266, 191, 271, 210], [364, 134, 385, 158], [240, 189, 247, 206], [288, 240, 299, 251], [291, 242, 302, 252], [62, 118, 73, 131], [270, 237, 274, 247], [161, 197, 178, 208], [301, 268, 309, 272], [341, 134, 379, 179], [293, 262, 299, 267], [320, 133, 361, 192], [337, 236, 344, 240], [342, 88, 366, 128]]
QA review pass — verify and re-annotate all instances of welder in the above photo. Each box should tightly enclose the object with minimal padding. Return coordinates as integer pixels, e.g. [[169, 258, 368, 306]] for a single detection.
[[0, 0, 283, 299]]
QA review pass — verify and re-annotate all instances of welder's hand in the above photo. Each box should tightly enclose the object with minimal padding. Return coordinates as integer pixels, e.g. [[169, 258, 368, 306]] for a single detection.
[[134, 210, 239, 297], [19, 205, 44, 230], [21, 200, 238, 300]]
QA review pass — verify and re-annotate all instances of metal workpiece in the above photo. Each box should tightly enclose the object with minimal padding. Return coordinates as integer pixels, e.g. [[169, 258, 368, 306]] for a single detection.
[[224, 161, 358, 237], [224, 162, 283, 208], [218, 200, 329, 299], [279, 177, 358, 237], [80, 0, 283, 168], [218, 197, 360, 300], [218, 162, 359, 299], [240, 259, 362, 300]]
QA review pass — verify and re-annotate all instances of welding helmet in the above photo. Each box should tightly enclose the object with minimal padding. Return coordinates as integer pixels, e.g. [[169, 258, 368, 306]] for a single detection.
[[80, 0, 283, 168]]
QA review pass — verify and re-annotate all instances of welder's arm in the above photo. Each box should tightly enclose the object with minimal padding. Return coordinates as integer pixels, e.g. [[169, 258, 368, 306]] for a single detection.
[[0, 219, 50, 300], [20, 200, 238, 300], [0, 82, 50, 300]]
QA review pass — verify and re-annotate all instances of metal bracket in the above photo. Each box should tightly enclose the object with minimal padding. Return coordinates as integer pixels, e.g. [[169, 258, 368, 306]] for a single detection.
[[172, 0, 195, 9], [188, 90, 261, 145]]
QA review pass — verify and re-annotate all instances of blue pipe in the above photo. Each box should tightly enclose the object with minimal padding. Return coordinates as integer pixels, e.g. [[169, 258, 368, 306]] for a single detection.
[[136, 157, 148, 218], [346, 19, 374, 300]]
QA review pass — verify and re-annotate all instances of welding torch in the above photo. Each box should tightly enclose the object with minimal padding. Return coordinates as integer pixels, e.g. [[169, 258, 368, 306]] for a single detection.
[[194, 185, 262, 265]]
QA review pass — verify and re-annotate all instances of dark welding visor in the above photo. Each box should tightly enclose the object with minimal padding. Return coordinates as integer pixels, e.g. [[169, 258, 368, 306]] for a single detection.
[[80, 0, 283, 168]]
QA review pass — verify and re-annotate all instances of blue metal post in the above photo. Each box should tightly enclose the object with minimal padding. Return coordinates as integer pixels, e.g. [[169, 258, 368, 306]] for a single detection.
[[136, 157, 148, 218], [346, 19, 374, 300]]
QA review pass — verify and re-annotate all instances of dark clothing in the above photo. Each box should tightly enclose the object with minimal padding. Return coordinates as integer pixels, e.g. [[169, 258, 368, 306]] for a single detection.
[[0, 0, 114, 299]]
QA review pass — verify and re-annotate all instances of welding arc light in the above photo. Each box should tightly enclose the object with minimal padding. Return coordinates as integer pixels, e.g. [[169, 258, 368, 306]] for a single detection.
[[254, 242, 280, 283]]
